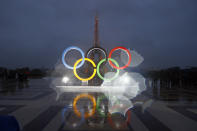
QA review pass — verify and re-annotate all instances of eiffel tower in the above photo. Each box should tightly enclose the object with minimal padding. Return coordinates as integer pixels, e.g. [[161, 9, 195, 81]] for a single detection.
[[86, 14, 107, 86], [84, 14, 109, 126]]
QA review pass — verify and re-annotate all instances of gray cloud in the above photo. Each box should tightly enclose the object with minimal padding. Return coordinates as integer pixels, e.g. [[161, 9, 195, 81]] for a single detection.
[[0, 0, 196, 69]]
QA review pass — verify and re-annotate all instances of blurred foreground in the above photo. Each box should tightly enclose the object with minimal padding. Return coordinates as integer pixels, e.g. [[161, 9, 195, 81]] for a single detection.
[[0, 77, 197, 131]]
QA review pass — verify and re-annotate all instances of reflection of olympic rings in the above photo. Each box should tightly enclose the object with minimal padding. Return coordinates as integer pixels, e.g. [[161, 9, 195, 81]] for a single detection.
[[86, 47, 107, 60], [108, 110, 131, 129], [62, 106, 85, 128], [109, 47, 131, 69], [96, 95, 108, 117], [73, 58, 96, 81], [97, 58, 119, 81], [73, 94, 96, 118], [62, 46, 85, 69]]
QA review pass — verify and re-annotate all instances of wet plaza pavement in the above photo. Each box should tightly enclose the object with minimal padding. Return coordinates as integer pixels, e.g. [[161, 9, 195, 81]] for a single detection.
[[0, 78, 197, 131]]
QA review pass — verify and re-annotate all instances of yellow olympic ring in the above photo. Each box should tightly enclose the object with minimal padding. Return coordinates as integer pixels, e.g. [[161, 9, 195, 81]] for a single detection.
[[73, 58, 96, 81], [73, 94, 96, 118]]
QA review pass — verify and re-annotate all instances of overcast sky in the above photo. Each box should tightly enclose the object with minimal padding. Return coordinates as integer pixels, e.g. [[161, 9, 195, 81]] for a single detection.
[[0, 0, 196, 69]]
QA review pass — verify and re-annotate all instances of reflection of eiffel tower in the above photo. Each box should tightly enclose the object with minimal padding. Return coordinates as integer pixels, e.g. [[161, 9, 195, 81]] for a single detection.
[[86, 14, 107, 86], [85, 15, 108, 127]]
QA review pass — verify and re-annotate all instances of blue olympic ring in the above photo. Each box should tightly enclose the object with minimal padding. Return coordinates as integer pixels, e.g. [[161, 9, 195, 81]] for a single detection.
[[62, 106, 85, 128], [62, 46, 85, 69]]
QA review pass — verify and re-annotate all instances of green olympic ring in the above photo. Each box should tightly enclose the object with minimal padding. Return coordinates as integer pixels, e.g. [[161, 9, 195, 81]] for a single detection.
[[97, 58, 120, 82]]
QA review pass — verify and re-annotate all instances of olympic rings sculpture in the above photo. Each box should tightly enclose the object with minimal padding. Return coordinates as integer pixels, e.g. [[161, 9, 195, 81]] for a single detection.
[[108, 46, 131, 69], [61, 45, 133, 129], [86, 47, 107, 60], [97, 58, 120, 81], [62, 46, 132, 81], [62, 46, 85, 69], [73, 58, 97, 81]]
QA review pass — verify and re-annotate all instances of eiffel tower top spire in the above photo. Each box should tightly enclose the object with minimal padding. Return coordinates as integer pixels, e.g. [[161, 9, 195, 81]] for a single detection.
[[94, 13, 99, 47]]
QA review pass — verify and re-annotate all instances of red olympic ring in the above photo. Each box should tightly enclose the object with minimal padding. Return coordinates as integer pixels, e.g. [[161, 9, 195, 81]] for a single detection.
[[108, 46, 132, 69]]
